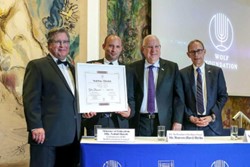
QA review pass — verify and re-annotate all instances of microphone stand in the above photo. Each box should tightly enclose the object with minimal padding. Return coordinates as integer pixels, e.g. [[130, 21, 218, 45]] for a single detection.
[[232, 111, 250, 128]]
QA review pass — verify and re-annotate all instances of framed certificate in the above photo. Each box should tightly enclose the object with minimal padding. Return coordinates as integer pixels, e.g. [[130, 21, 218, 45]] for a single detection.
[[75, 63, 128, 113]]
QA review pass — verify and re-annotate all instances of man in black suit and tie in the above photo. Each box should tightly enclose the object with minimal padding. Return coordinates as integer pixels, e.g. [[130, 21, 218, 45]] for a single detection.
[[82, 34, 133, 136], [180, 39, 228, 136], [23, 28, 81, 167], [128, 35, 185, 136]]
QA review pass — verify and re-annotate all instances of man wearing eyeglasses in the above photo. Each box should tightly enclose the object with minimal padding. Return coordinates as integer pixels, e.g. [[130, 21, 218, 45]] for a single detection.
[[128, 35, 185, 136], [23, 28, 81, 167], [180, 39, 228, 136]]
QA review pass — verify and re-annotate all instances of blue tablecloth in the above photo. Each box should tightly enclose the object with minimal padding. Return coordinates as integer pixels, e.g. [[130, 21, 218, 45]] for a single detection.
[[80, 137, 249, 167]]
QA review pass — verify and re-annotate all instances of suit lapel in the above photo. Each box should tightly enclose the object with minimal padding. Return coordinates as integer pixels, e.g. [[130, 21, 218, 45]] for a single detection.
[[205, 64, 213, 105], [156, 59, 166, 89], [188, 65, 196, 97], [136, 60, 145, 91]]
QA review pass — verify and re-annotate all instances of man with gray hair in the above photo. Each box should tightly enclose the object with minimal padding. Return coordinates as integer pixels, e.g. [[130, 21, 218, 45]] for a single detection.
[[128, 35, 185, 136]]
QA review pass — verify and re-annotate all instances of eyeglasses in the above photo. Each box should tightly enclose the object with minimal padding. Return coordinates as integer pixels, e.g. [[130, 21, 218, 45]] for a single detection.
[[188, 49, 204, 55], [143, 45, 161, 49], [51, 40, 70, 45]]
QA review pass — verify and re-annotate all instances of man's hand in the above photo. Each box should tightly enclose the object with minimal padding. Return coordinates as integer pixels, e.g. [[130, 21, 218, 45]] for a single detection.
[[172, 122, 182, 130], [189, 116, 211, 127], [32, 128, 45, 144], [116, 106, 131, 118], [82, 112, 97, 118]]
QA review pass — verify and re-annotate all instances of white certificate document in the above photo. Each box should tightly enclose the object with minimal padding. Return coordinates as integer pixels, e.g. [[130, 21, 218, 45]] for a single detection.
[[76, 63, 128, 113]]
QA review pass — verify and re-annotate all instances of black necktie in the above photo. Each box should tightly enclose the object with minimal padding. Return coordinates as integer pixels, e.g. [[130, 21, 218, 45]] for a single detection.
[[57, 59, 69, 66], [109, 62, 113, 65], [196, 67, 204, 114]]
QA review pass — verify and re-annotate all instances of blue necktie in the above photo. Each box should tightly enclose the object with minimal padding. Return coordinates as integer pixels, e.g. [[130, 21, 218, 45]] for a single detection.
[[196, 68, 204, 114], [147, 65, 155, 114]]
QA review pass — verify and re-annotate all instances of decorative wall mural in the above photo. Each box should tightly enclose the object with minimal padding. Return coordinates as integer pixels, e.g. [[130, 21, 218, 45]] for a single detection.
[[0, 0, 79, 165], [107, 0, 151, 64]]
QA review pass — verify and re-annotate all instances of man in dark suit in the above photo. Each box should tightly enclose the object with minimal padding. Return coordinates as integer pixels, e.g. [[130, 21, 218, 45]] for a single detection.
[[82, 34, 133, 136], [23, 28, 81, 167], [180, 39, 228, 136], [128, 35, 185, 136]]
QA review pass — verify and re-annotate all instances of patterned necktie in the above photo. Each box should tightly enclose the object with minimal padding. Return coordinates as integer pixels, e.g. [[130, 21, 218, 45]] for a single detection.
[[196, 67, 204, 114], [147, 65, 155, 114]]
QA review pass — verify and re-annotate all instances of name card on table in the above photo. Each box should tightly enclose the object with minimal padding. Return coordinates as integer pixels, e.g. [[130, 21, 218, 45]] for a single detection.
[[97, 129, 135, 142], [167, 130, 204, 143], [243, 130, 250, 142]]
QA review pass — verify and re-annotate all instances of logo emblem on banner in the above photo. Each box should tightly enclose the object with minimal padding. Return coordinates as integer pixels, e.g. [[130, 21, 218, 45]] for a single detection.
[[211, 160, 229, 167], [209, 13, 234, 52], [103, 160, 122, 167]]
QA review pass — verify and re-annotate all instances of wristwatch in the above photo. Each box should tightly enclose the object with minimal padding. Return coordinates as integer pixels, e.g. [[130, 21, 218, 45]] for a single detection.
[[210, 114, 216, 122]]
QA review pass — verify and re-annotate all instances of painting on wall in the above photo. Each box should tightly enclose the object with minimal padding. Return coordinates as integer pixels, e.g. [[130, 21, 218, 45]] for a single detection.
[[0, 0, 80, 164], [107, 0, 151, 64]]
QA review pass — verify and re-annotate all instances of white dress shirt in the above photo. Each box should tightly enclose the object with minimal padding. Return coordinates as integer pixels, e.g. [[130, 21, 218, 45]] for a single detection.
[[140, 60, 160, 114], [51, 55, 75, 95]]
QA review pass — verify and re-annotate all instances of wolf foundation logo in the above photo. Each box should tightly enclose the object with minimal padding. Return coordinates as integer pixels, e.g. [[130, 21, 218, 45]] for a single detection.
[[209, 13, 234, 52], [211, 160, 229, 167], [103, 160, 122, 167]]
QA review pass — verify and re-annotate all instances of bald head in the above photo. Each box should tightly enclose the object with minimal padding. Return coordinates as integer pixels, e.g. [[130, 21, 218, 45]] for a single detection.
[[102, 34, 123, 62]]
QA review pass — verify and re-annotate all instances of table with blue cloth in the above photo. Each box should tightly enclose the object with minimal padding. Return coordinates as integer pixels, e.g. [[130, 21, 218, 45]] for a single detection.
[[80, 136, 249, 167]]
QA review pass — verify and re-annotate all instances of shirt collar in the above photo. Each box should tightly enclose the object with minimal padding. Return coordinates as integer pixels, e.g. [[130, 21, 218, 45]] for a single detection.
[[104, 58, 119, 65], [193, 63, 205, 73], [144, 60, 160, 69]]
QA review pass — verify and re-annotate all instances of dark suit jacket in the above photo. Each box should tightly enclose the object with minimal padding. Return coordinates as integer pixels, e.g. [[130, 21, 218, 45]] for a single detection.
[[23, 55, 81, 146], [180, 63, 228, 135], [83, 58, 133, 134], [128, 58, 185, 135]]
